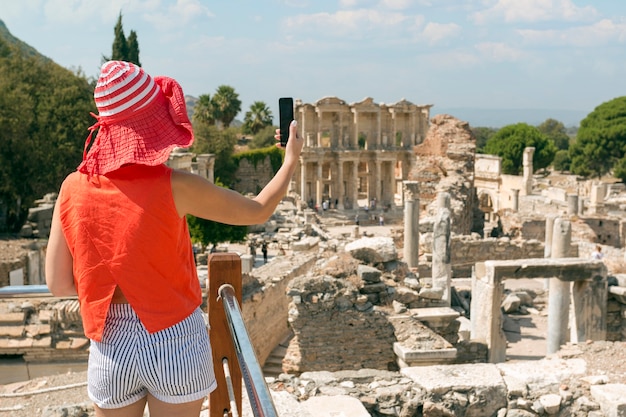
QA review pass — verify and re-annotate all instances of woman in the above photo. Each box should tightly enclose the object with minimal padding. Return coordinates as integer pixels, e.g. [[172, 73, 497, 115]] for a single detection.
[[45, 61, 303, 417]]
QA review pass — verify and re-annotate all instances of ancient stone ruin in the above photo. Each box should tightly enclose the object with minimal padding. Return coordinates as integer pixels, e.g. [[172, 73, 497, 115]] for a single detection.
[[3, 105, 626, 416]]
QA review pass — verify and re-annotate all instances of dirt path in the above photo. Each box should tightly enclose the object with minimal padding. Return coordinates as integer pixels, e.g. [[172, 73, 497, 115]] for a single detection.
[[503, 278, 549, 362]]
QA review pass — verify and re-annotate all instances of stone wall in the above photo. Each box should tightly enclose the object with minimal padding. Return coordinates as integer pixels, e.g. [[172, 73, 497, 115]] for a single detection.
[[283, 274, 398, 373], [0, 298, 88, 364], [409, 114, 480, 236], [580, 216, 623, 248], [419, 234, 546, 278], [0, 259, 25, 287], [233, 156, 275, 195], [0, 240, 46, 287], [241, 253, 318, 365]]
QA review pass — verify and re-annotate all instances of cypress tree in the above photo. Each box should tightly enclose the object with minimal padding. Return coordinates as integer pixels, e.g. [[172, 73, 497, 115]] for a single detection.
[[127, 30, 141, 66], [111, 12, 128, 61]]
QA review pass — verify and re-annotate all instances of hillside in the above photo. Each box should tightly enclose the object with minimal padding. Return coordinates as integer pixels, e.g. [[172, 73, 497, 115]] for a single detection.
[[0, 18, 95, 233], [0, 19, 50, 61]]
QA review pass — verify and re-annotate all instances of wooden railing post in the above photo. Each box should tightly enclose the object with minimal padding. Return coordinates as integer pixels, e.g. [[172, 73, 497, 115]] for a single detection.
[[207, 253, 242, 417]]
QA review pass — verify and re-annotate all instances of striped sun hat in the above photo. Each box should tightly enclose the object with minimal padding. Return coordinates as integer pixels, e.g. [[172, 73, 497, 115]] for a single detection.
[[78, 61, 194, 176]]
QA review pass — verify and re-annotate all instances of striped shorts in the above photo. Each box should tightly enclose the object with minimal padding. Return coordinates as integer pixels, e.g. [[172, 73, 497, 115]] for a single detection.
[[88, 304, 217, 409]]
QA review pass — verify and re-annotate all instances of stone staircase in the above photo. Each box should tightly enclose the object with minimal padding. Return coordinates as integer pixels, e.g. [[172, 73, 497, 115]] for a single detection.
[[262, 332, 293, 377]]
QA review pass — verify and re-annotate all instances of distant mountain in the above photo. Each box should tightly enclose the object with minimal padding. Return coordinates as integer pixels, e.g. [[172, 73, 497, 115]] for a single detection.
[[0, 19, 50, 61], [431, 107, 588, 129]]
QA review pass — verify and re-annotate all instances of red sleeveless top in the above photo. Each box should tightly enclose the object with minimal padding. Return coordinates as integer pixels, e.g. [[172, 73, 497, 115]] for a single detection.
[[57, 164, 201, 341]]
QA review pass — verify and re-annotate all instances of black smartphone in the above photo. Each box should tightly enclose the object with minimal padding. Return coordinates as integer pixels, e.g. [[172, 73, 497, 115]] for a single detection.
[[279, 97, 294, 147]]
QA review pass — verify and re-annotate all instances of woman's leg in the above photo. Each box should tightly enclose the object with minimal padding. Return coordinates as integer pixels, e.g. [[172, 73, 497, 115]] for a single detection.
[[94, 397, 147, 417], [146, 394, 205, 417]]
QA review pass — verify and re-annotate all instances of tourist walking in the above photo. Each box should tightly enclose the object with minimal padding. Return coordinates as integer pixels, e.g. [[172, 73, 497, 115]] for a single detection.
[[261, 241, 268, 263], [45, 61, 303, 417], [591, 245, 604, 260]]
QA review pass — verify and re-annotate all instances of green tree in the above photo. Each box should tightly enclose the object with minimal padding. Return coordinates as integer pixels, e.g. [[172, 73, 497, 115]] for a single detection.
[[613, 157, 626, 183], [553, 150, 571, 172], [0, 38, 94, 232], [248, 125, 277, 149], [472, 126, 498, 152], [212, 85, 241, 128], [192, 94, 215, 126], [191, 123, 238, 187], [570, 96, 626, 178], [186, 179, 248, 247], [187, 214, 248, 248], [483, 123, 556, 175], [126, 30, 141, 66], [242, 101, 273, 135], [111, 13, 129, 62], [537, 118, 570, 151], [102, 12, 141, 66]]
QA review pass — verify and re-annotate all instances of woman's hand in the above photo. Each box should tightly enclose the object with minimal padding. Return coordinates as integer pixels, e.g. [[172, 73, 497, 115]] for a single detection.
[[276, 120, 304, 165]]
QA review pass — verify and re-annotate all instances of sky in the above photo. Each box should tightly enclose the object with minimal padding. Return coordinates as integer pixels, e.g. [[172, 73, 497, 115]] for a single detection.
[[2, 0, 626, 127]]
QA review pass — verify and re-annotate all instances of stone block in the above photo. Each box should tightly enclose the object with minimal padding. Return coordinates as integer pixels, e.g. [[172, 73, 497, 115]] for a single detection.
[[0, 312, 26, 325], [0, 325, 25, 337], [38, 310, 54, 323], [301, 395, 370, 417], [609, 286, 626, 304], [410, 307, 460, 327], [357, 265, 382, 283], [402, 363, 507, 416], [498, 358, 586, 394], [590, 383, 626, 417], [32, 336, 52, 348], [25, 324, 51, 337], [71, 337, 90, 349], [394, 342, 457, 366], [55, 340, 72, 349], [457, 316, 471, 341]]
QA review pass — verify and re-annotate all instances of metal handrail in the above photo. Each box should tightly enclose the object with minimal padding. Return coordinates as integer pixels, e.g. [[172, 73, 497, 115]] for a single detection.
[[218, 284, 278, 417], [0, 285, 51, 298]]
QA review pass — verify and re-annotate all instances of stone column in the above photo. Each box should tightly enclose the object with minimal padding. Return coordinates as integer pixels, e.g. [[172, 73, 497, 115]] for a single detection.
[[578, 197, 584, 216], [388, 162, 396, 209], [570, 266, 607, 344], [300, 161, 307, 204], [432, 192, 452, 305], [352, 162, 359, 209], [377, 111, 382, 149], [375, 160, 382, 204], [544, 215, 556, 290], [337, 160, 345, 210], [511, 189, 519, 212], [316, 164, 323, 208], [353, 109, 359, 149], [547, 217, 571, 355], [567, 194, 578, 216], [403, 181, 420, 269], [589, 183, 606, 215], [522, 147, 535, 195]]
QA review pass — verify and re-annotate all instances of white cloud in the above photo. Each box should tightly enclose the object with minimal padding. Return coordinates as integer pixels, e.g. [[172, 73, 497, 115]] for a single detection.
[[285, 9, 408, 35], [472, 0, 599, 25], [422, 22, 461, 44], [423, 50, 481, 69], [143, 0, 214, 29], [340, 0, 359, 7], [0, 0, 43, 20], [475, 41, 525, 62], [518, 19, 626, 47], [379, 0, 414, 10], [40, 0, 161, 24]]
